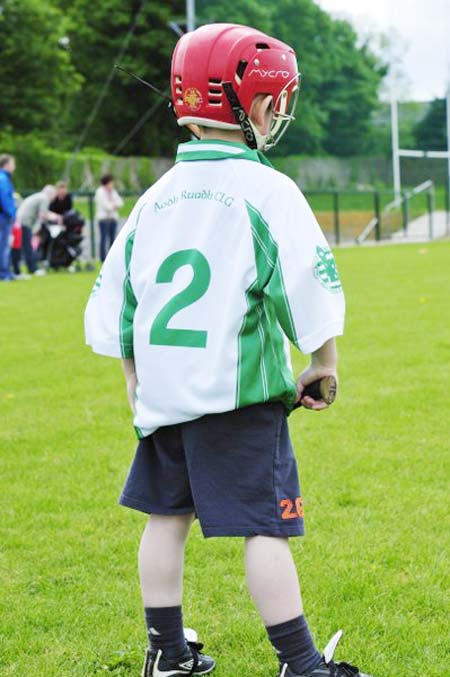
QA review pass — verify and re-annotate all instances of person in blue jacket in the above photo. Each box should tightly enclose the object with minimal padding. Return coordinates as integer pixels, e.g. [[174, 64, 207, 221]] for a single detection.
[[0, 154, 17, 281]]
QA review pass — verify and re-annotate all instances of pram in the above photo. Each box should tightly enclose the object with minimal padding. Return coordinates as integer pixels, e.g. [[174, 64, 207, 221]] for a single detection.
[[39, 209, 85, 270]]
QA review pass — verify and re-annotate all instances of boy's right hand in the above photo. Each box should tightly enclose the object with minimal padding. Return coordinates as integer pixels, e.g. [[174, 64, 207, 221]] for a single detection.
[[296, 366, 337, 410], [296, 337, 338, 410]]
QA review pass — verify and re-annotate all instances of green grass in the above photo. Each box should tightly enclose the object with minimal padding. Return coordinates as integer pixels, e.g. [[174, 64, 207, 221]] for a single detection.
[[1, 241, 449, 676]]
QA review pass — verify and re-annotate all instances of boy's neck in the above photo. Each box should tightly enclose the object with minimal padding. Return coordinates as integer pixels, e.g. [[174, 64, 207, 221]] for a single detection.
[[199, 127, 247, 145]]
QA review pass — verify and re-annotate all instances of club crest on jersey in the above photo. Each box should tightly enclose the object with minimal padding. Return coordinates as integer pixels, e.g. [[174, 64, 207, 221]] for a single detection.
[[312, 246, 342, 293], [183, 87, 203, 111]]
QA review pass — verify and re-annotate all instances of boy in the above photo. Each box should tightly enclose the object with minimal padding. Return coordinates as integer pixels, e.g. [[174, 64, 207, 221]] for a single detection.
[[85, 23, 371, 677]]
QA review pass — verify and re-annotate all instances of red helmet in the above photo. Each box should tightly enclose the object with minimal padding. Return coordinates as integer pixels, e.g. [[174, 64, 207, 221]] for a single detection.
[[171, 23, 300, 150]]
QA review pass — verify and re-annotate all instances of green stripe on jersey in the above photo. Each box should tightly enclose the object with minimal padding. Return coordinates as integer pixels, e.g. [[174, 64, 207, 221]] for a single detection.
[[235, 203, 297, 410], [246, 202, 299, 348], [119, 230, 137, 358], [269, 258, 299, 348], [236, 279, 267, 407]]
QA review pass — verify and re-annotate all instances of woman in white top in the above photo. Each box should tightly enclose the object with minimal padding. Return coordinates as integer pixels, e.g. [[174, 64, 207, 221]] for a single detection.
[[95, 174, 124, 261]]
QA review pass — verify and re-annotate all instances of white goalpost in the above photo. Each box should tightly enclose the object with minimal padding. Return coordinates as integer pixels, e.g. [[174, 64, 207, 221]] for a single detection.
[[391, 88, 450, 235], [357, 91, 449, 245]]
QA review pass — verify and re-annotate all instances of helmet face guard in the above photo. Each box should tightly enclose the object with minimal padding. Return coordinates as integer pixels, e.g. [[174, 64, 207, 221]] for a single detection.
[[171, 23, 300, 152], [265, 74, 300, 150]]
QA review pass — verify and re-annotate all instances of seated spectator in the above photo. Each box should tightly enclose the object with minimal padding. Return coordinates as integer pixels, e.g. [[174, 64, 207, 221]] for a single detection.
[[49, 180, 73, 216], [17, 185, 60, 276], [95, 174, 123, 262]]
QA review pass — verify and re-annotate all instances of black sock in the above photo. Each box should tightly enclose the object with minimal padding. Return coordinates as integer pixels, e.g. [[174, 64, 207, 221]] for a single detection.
[[144, 606, 187, 659], [267, 615, 322, 675]]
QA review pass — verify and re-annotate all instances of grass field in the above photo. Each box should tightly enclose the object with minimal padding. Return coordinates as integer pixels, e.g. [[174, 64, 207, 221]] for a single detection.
[[1, 241, 449, 676]]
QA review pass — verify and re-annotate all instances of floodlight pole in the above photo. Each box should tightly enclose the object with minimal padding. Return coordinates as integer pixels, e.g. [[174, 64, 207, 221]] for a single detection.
[[391, 95, 401, 200], [186, 0, 195, 32]]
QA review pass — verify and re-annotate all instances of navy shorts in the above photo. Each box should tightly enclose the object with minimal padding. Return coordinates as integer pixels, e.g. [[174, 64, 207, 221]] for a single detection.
[[119, 402, 304, 538]]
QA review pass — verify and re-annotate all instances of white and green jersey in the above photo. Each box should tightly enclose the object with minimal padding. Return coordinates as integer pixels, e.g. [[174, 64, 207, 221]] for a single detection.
[[85, 140, 345, 437]]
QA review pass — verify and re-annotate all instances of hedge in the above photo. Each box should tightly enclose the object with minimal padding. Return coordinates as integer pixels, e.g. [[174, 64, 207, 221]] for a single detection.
[[0, 132, 155, 192]]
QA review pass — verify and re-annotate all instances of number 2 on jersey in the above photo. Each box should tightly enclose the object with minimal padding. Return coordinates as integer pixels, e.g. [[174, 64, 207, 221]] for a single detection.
[[149, 249, 211, 348]]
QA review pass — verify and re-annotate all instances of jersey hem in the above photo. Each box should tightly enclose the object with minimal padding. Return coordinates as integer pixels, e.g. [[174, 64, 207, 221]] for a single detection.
[[133, 398, 296, 438], [298, 319, 345, 354]]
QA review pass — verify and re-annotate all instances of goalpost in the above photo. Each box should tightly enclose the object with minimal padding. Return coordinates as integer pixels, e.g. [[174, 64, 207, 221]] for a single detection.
[[391, 88, 450, 234]]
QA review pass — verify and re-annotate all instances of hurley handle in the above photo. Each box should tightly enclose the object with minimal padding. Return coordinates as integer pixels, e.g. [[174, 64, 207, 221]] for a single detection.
[[293, 375, 337, 409]]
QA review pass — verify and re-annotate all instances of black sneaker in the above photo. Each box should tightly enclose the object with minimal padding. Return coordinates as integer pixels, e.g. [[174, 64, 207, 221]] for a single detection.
[[278, 630, 372, 677], [142, 640, 215, 676]]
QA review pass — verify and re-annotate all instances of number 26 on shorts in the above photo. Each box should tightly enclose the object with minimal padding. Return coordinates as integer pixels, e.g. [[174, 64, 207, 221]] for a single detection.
[[279, 497, 304, 520]]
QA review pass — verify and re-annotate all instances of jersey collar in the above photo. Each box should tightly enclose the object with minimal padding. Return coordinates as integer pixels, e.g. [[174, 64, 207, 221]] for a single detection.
[[175, 139, 273, 167]]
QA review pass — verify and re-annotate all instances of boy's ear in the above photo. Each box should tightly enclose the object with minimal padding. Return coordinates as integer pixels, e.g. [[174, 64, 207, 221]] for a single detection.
[[249, 94, 273, 135]]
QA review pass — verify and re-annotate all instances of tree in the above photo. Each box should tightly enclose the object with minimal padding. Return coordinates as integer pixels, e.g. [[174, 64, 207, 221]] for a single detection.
[[0, 0, 387, 158], [414, 99, 447, 151], [0, 0, 82, 141], [320, 22, 386, 155], [51, 0, 187, 156], [196, 0, 273, 35], [270, 0, 387, 156]]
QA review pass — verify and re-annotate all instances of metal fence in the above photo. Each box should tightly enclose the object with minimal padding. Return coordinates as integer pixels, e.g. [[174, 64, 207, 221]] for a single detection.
[[304, 182, 447, 245], [304, 189, 387, 245], [23, 182, 449, 262]]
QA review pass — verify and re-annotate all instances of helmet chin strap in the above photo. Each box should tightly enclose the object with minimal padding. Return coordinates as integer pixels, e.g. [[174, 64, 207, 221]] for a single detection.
[[223, 82, 263, 150]]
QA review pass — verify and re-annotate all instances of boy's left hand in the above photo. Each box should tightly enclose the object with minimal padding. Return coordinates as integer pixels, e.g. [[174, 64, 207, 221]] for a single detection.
[[126, 373, 137, 415], [122, 358, 137, 415]]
